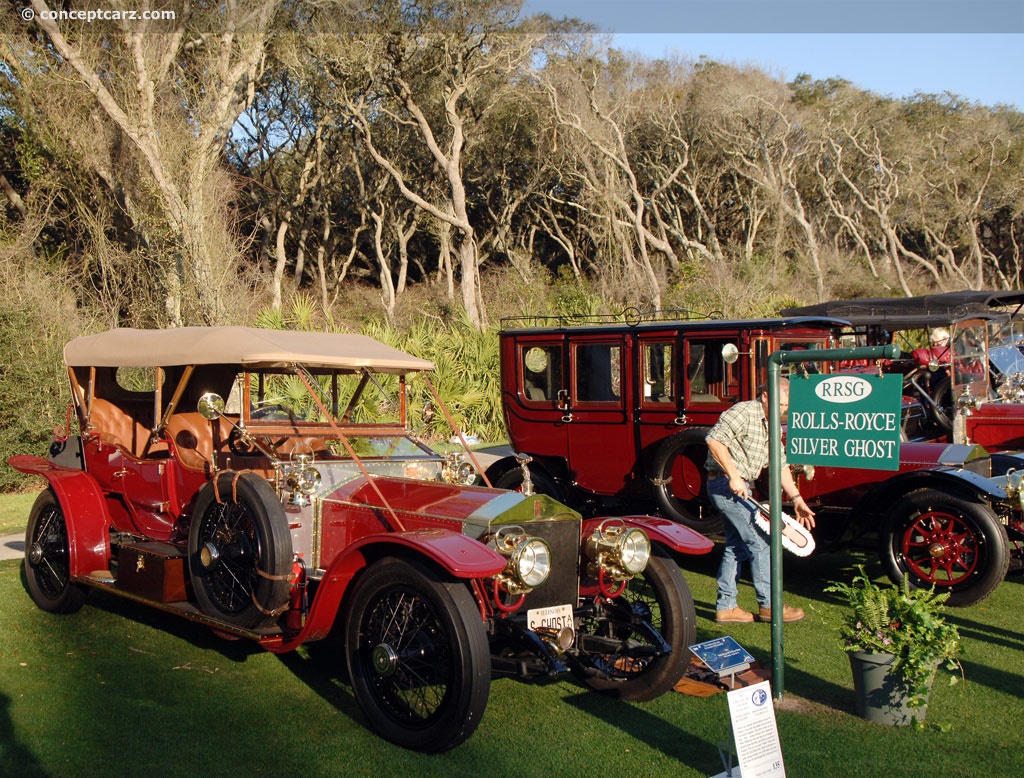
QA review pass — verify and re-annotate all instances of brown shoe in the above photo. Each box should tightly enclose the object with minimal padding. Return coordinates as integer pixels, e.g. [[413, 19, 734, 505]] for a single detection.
[[715, 607, 755, 624], [757, 605, 805, 623]]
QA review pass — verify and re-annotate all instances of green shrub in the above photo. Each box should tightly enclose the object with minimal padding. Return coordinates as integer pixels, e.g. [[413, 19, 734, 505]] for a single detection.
[[251, 298, 506, 444], [361, 316, 504, 443], [0, 271, 89, 492]]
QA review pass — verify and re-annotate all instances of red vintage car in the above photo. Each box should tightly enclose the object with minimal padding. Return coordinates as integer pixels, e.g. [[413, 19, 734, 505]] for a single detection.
[[9, 327, 712, 753], [481, 311, 1022, 606]]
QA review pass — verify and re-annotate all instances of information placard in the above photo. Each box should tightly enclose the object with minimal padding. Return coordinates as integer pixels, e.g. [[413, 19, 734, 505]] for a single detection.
[[690, 636, 756, 676], [787, 373, 902, 471], [726, 680, 785, 778]]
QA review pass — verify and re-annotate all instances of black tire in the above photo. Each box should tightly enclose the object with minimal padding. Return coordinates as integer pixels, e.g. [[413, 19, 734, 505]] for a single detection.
[[651, 428, 722, 533], [188, 472, 292, 629], [344, 557, 490, 753], [572, 546, 696, 700], [492, 461, 564, 503], [24, 490, 88, 614], [880, 489, 1010, 607]]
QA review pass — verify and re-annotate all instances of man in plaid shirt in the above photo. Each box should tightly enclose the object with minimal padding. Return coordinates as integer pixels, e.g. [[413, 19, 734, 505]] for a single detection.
[[705, 378, 816, 624]]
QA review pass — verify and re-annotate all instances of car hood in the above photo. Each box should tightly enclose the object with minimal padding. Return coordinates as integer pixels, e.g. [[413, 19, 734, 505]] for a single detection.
[[324, 474, 581, 537]]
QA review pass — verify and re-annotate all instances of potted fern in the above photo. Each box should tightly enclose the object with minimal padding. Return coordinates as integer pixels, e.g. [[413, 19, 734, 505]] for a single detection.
[[825, 567, 962, 726]]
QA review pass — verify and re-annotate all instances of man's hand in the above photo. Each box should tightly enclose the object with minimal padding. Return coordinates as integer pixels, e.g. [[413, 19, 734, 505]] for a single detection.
[[793, 497, 816, 529], [728, 475, 750, 499]]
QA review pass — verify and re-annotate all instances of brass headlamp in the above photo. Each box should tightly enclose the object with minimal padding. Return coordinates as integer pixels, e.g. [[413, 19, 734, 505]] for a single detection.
[[488, 525, 552, 594], [586, 519, 651, 582]]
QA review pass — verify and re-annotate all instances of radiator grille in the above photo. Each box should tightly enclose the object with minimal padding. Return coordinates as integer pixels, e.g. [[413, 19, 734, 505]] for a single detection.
[[516, 517, 581, 611]]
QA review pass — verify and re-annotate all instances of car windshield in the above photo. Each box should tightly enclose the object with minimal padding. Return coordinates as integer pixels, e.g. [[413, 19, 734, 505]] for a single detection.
[[233, 369, 406, 427], [218, 367, 445, 461], [990, 343, 1024, 377]]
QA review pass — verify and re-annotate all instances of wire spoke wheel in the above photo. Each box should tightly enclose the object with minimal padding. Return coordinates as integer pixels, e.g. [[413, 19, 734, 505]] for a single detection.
[[345, 558, 489, 753], [365, 590, 451, 720], [189, 473, 292, 628], [573, 547, 695, 701], [24, 490, 87, 613], [193, 501, 261, 615]]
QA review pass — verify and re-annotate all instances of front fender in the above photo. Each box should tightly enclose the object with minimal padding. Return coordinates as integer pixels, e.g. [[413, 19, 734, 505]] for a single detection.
[[263, 529, 507, 653], [7, 455, 111, 577], [583, 514, 714, 556], [857, 467, 1008, 517]]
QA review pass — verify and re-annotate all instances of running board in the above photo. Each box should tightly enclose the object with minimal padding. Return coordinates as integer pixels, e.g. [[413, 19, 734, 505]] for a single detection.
[[73, 572, 284, 643]]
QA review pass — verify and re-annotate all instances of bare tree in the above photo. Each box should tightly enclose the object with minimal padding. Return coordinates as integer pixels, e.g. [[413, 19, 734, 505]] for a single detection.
[[691, 65, 827, 298], [905, 97, 1017, 289], [307, 1, 541, 327], [538, 46, 681, 308], [11, 0, 281, 324]]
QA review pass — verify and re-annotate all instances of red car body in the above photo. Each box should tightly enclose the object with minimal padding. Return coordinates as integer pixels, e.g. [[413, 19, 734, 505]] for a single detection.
[[782, 291, 1024, 454], [10, 326, 712, 753]]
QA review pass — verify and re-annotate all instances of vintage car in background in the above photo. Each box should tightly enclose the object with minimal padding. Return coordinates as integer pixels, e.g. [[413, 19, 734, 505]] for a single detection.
[[481, 310, 1023, 606], [782, 291, 1024, 455], [8, 327, 713, 753]]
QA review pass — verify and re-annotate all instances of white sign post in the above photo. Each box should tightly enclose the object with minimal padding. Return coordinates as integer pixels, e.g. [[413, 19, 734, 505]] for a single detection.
[[711, 680, 785, 778]]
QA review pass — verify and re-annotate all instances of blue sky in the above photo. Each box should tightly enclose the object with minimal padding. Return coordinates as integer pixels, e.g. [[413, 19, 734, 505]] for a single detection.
[[523, 3, 1024, 110]]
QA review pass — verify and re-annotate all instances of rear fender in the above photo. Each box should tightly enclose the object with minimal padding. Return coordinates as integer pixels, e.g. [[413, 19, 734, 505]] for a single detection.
[[7, 455, 111, 576], [583, 514, 714, 556], [266, 529, 507, 651]]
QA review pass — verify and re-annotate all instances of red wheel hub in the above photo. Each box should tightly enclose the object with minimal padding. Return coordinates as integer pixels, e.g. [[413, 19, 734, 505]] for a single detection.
[[901, 508, 979, 586]]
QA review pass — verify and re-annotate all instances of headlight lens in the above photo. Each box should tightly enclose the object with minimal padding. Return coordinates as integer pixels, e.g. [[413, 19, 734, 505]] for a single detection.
[[457, 462, 475, 485], [586, 519, 652, 581], [489, 526, 552, 593], [510, 537, 552, 588], [296, 465, 321, 493], [616, 527, 651, 574]]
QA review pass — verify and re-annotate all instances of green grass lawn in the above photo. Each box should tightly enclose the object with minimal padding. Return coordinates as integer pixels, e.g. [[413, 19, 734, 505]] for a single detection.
[[0, 489, 39, 536], [1, 516, 1022, 777]]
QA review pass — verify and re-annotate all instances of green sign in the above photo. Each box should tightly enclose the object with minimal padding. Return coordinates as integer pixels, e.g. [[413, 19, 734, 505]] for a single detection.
[[787, 374, 903, 471]]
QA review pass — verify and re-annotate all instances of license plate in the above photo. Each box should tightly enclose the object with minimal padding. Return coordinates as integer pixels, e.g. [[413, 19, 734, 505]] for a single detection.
[[527, 603, 574, 631]]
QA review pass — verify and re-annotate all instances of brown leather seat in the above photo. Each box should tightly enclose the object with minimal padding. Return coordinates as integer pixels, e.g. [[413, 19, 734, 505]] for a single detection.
[[165, 412, 216, 471], [88, 398, 152, 457]]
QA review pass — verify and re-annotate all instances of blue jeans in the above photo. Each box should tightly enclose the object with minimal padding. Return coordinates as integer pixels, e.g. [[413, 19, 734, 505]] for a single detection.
[[708, 476, 771, 611]]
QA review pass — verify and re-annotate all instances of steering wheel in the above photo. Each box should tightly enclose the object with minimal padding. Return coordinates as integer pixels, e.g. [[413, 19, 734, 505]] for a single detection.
[[228, 426, 265, 457]]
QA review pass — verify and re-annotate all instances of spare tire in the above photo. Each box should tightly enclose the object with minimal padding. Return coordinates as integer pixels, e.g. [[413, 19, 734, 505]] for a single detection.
[[189, 472, 293, 629], [650, 428, 722, 533]]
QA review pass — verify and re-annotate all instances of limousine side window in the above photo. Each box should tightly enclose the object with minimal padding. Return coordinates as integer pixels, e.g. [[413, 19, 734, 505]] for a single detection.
[[521, 344, 563, 402]]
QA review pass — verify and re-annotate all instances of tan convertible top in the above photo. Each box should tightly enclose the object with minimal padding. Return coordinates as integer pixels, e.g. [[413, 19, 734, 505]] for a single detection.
[[64, 327, 435, 373]]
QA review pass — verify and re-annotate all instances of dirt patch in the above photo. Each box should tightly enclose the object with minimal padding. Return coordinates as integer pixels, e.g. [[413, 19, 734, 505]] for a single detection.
[[773, 693, 848, 717]]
